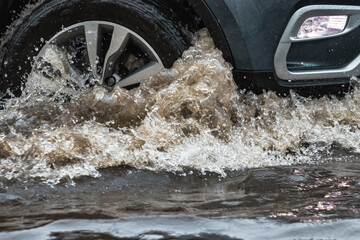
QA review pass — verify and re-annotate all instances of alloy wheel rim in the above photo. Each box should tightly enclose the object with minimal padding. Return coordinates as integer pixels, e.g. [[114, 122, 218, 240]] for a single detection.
[[33, 21, 164, 90]]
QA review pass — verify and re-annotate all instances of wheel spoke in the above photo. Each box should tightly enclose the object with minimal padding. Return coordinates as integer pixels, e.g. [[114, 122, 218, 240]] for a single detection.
[[84, 22, 100, 79], [102, 25, 130, 82], [117, 61, 164, 88], [34, 21, 165, 90]]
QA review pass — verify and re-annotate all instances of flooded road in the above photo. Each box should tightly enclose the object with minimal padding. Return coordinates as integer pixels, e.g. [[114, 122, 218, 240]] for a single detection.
[[1, 158, 360, 239], [1, 30, 360, 239]]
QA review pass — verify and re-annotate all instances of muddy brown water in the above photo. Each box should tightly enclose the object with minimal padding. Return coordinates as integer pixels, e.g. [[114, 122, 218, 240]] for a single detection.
[[1, 30, 360, 239]]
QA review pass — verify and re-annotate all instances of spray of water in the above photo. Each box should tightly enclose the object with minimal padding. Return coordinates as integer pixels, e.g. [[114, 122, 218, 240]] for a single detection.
[[0, 29, 359, 183]]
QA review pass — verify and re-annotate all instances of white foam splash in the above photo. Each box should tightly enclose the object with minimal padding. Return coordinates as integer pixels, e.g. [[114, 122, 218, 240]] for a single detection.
[[0, 29, 359, 183]]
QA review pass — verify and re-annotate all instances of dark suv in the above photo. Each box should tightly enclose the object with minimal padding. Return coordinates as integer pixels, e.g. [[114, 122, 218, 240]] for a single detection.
[[1, 0, 359, 97]]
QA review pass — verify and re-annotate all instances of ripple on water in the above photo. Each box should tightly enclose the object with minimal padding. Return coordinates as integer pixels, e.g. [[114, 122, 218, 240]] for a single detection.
[[1, 216, 360, 240]]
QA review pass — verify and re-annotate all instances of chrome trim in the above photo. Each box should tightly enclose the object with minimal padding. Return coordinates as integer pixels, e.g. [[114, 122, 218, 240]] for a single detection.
[[274, 5, 360, 81]]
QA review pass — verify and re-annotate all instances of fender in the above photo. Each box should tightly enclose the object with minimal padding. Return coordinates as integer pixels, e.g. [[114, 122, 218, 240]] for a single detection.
[[187, 0, 242, 68]]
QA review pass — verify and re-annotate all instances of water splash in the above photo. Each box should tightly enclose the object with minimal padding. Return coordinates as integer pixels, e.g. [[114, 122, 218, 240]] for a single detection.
[[0, 29, 359, 183]]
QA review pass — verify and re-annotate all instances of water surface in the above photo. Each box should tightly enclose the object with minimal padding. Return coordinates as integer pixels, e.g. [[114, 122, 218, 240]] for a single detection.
[[1, 21, 360, 239]]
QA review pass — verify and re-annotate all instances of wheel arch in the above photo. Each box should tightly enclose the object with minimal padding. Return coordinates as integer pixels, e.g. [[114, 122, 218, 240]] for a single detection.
[[186, 0, 237, 67]]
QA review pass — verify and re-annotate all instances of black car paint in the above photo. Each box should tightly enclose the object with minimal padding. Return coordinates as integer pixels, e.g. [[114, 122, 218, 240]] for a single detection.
[[206, 0, 360, 71], [199, 0, 359, 93], [1, 0, 359, 94]]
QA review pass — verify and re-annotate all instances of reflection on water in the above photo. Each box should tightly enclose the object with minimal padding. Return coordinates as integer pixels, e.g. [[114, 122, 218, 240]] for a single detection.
[[2, 216, 360, 240]]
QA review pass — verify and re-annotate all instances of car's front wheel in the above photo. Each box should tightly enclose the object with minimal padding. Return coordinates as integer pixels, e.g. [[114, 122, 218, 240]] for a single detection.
[[0, 0, 190, 97]]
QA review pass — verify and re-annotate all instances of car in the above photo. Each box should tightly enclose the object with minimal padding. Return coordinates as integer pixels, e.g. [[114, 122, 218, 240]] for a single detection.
[[0, 0, 359, 99]]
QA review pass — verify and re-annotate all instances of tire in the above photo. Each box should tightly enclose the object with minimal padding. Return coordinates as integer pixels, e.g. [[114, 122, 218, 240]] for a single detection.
[[0, 0, 190, 97]]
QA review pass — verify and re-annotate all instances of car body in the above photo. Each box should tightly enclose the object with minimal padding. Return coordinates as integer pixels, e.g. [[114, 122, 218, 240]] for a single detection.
[[0, 0, 360, 96], [196, 0, 360, 95]]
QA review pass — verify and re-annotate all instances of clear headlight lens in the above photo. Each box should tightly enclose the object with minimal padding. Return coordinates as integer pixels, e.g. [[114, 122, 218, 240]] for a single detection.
[[297, 15, 348, 39]]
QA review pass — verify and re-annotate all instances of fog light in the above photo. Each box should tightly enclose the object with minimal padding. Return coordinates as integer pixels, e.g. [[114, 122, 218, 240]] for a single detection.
[[297, 15, 348, 39]]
